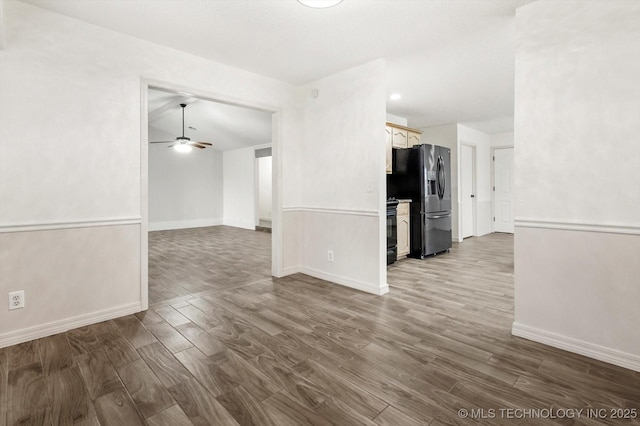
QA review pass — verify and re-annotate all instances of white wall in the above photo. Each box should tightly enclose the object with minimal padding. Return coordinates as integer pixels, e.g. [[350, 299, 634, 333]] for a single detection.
[[257, 156, 272, 222], [148, 133, 223, 231], [490, 131, 514, 148], [223, 147, 256, 230], [294, 60, 388, 295], [458, 125, 492, 237], [385, 113, 408, 127], [513, 0, 640, 371], [0, 0, 302, 347]]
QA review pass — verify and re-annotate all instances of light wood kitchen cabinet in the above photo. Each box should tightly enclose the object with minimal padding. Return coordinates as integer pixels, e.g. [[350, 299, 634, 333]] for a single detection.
[[385, 126, 393, 174], [385, 122, 423, 174], [408, 131, 421, 147], [397, 201, 411, 257], [391, 128, 408, 148]]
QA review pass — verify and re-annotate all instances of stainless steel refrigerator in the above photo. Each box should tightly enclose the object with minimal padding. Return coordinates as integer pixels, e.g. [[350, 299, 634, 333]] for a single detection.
[[404, 144, 452, 258]]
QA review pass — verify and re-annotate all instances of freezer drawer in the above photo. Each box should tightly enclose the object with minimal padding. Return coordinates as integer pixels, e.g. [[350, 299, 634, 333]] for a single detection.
[[411, 212, 452, 258]]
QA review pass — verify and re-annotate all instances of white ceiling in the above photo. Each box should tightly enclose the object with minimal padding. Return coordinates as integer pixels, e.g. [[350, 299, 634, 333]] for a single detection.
[[19, 0, 535, 133], [148, 89, 272, 152]]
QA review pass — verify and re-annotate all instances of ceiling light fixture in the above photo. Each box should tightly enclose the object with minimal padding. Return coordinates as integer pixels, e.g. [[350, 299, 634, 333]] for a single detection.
[[390, 93, 402, 101], [149, 103, 213, 152], [173, 143, 193, 153], [297, 0, 343, 9]]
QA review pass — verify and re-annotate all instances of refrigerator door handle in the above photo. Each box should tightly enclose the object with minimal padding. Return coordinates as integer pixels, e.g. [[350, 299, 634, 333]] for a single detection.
[[425, 213, 452, 219], [438, 155, 446, 199], [436, 156, 442, 199]]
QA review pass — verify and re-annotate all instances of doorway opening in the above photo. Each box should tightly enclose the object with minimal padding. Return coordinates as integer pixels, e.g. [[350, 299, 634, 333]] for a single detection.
[[140, 81, 281, 309]]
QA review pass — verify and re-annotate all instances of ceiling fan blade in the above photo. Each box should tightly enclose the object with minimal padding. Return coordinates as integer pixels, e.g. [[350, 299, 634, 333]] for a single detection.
[[167, 142, 178, 148], [193, 141, 213, 146], [190, 143, 207, 149], [149, 141, 176, 144]]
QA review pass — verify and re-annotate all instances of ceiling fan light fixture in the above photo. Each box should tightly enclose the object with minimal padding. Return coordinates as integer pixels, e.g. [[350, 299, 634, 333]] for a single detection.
[[149, 102, 212, 151], [174, 143, 192, 153], [297, 0, 343, 9]]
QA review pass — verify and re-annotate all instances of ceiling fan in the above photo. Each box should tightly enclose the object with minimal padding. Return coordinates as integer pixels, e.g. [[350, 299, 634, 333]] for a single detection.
[[150, 103, 212, 153]]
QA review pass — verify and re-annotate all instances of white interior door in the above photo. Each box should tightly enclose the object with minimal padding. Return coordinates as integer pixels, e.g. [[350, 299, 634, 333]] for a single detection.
[[493, 147, 514, 233], [461, 144, 475, 239]]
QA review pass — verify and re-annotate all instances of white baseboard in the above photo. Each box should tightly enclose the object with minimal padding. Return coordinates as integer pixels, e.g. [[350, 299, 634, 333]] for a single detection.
[[299, 266, 389, 296], [0, 302, 142, 349], [222, 218, 256, 230], [149, 218, 222, 231], [512, 322, 640, 372], [278, 265, 389, 296], [280, 266, 301, 276]]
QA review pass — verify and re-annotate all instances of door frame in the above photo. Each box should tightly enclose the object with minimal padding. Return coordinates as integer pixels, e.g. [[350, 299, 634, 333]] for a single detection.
[[491, 145, 514, 233], [140, 78, 283, 310], [460, 142, 477, 239]]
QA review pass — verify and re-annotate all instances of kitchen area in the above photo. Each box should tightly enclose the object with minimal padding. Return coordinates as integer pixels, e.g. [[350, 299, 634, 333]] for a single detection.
[[385, 123, 452, 265]]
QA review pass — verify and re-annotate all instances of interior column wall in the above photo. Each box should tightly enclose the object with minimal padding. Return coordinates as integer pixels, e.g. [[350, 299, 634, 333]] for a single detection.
[[294, 60, 388, 295], [513, 0, 640, 371]]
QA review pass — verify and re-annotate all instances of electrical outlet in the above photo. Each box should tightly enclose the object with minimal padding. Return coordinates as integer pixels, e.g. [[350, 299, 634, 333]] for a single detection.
[[9, 290, 25, 310], [327, 250, 334, 262]]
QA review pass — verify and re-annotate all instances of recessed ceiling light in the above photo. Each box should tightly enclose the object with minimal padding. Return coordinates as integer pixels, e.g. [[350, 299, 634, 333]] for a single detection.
[[297, 0, 343, 9], [390, 93, 402, 101]]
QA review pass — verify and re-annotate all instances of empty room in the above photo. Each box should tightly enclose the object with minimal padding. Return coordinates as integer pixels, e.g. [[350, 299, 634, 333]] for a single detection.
[[0, 1, 638, 425]]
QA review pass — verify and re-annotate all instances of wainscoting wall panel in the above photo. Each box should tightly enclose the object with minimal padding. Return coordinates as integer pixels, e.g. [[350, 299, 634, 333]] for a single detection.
[[0, 224, 142, 348], [514, 224, 640, 371]]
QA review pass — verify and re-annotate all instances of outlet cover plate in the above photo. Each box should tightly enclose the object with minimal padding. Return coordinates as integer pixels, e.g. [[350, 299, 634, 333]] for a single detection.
[[9, 290, 25, 310]]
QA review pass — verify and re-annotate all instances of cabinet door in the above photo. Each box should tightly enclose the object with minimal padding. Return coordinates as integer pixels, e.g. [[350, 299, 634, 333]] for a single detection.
[[397, 215, 410, 257], [391, 128, 408, 148], [397, 202, 410, 216], [385, 126, 393, 174], [408, 131, 421, 147]]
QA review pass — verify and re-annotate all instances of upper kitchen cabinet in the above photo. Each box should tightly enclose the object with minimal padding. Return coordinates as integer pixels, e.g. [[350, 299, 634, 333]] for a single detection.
[[385, 121, 422, 174], [391, 127, 408, 148], [408, 131, 421, 147], [386, 126, 393, 174], [386, 122, 422, 149], [385, 123, 423, 173]]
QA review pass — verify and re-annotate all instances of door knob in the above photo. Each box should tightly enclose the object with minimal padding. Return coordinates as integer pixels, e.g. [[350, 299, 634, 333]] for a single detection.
[[471, 195, 475, 198]]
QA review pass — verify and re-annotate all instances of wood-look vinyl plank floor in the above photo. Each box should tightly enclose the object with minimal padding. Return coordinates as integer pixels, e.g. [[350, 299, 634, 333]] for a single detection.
[[1, 226, 639, 425], [45, 366, 96, 426], [0, 349, 7, 426]]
